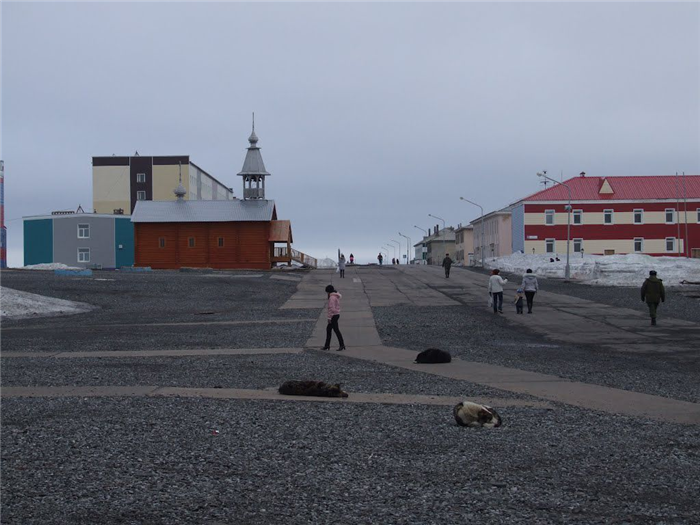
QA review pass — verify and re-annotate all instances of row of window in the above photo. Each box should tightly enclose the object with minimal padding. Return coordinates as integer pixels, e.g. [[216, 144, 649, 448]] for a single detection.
[[158, 237, 226, 248], [544, 237, 678, 253], [544, 208, 700, 226]]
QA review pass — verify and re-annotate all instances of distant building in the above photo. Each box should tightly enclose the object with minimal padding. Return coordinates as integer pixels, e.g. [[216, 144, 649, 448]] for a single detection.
[[23, 212, 134, 268], [511, 174, 700, 257], [1, 160, 6, 268], [454, 224, 474, 265], [422, 225, 455, 265], [131, 127, 300, 270], [471, 208, 513, 262], [92, 155, 233, 214]]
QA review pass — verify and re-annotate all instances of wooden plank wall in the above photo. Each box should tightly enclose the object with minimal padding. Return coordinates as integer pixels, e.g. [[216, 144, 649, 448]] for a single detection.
[[135, 222, 272, 269]]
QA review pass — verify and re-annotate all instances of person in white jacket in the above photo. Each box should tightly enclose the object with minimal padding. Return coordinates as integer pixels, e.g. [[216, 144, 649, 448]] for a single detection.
[[487, 269, 508, 314], [521, 268, 539, 314]]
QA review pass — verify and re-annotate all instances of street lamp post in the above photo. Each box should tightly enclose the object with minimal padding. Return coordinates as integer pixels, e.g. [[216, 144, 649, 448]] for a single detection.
[[398, 232, 411, 264], [537, 171, 572, 279], [383, 244, 395, 261], [390, 239, 402, 263], [459, 197, 485, 268], [414, 226, 428, 264], [428, 214, 446, 265]]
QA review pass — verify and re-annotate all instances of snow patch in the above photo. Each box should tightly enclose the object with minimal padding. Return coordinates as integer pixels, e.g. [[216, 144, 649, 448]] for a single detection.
[[23, 263, 83, 271], [484, 253, 700, 287], [1, 287, 96, 319]]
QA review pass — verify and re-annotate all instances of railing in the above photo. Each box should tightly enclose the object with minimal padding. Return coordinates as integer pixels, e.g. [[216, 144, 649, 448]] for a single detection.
[[273, 247, 317, 268]]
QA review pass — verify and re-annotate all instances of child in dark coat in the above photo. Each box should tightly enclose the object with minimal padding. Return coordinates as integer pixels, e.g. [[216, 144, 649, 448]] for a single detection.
[[514, 288, 524, 314]]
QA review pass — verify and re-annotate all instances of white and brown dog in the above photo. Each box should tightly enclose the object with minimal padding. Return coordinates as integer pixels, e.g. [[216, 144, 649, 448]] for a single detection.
[[453, 401, 502, 428]]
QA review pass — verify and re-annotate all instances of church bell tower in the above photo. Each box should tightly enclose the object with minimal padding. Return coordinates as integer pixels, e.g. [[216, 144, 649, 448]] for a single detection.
[[237, 114, 271, 200]]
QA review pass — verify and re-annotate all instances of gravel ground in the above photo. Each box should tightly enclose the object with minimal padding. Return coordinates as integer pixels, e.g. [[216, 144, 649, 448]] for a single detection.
[[0, 351, 526, 399], [462, 266, 700, 324], [1, 270, 317, 352], [373, 304, 700, 404], [2, 397, 698, 525]]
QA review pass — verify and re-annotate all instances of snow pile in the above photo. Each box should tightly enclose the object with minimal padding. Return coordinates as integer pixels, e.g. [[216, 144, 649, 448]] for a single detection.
[[484, 253, 700, 287], [1, 287, 95, 319], [23, 263, 82, 271], [316, 258, 338, 268]]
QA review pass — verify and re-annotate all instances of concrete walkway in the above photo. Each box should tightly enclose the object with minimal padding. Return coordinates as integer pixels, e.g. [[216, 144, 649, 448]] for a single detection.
[[284, 265, 700, 425]]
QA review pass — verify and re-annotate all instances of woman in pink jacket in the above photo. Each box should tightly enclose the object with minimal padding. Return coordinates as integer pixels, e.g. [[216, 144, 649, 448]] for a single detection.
[[323, 285, 346, 351]]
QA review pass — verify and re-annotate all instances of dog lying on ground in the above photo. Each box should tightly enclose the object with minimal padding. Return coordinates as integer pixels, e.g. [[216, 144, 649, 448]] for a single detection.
[[415, 348, 452, 364], [278, 380, 349, 398], [453, 401, 502, 428]]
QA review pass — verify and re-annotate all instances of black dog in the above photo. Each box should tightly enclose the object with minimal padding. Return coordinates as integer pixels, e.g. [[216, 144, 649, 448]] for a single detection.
[[278, 380, 348, 398], [415, 348, 452, 364]]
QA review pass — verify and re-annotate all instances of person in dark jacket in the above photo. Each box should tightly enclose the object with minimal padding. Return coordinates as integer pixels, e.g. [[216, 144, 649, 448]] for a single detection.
[[641, 270, 665, 326], [442, 254, 453, 278]]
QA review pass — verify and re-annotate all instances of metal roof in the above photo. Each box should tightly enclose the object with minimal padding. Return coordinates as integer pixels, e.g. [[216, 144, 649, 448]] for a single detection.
[[521, 175, 700, 202], [131, 199, 276, 223], [237, 130, 271, 176]]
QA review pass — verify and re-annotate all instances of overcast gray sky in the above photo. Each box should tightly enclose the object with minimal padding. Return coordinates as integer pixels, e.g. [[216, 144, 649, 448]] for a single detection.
[[2, 1, 699, 266]]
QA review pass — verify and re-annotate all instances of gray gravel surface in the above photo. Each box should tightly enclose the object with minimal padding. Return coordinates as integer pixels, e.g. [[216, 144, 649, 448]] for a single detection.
[[0, 351, 526, 399], [373, 304, 700, 404], [1, 270, 317, 352], [2, 397, 698, 525]]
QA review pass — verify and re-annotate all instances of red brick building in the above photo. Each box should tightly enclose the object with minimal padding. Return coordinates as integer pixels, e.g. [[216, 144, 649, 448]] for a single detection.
[[511, 174, 700, 257]]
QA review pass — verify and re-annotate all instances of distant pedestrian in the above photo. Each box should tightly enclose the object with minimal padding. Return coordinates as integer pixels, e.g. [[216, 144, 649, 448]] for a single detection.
[[488, 269, 508, 314], [641, 270, 665, 326], [378, 253, 383, 265], [349, 254, 354, 265], [338, 254, 346, 278], [392, 258, 396, 265], [323, 285, 346, 351], [521, 269, 539, 314], [442, 253, 453, 278], [514, 288, 524, 314]]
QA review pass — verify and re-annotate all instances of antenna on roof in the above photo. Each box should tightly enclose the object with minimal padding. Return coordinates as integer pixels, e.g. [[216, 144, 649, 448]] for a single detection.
[[252, 112, 255, 133], [539, 170, 548, 189]]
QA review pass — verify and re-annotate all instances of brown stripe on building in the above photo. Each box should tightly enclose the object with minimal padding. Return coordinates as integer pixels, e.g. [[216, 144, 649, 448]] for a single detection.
[[93, 156, 130, 166], [130, 156, 153, 213], [153, 156, 190, 165]]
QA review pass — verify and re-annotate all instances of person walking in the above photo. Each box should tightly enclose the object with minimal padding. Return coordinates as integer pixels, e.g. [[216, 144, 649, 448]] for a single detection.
[[349, 253, 354, 265], [488, 269, 508, 314], [514, 288, 524, 314], [521, 269, 539, 314], [378, 253, 383, 265], [323, 285, 346, 351], [338, 254, 346, 278], [442, 253, 453, 278], [641, 270, 665, 326]]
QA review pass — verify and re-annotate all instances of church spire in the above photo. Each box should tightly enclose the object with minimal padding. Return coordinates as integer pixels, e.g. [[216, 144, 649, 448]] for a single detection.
[[237, 114, 270, 200]]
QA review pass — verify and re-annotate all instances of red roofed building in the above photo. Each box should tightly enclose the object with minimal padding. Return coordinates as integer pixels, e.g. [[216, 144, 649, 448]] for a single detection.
[[511, 174, 700, 258]]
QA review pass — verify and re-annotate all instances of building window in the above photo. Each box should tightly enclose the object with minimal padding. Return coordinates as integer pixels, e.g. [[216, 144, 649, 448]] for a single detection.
[[665, 237, 676, 252], [188, 237, 195, 248], [545, 210, 555, 225], [633, 209, 643, 224], [218, 237, 224, 247], [573, 238, 583, 253], [665, 209, 676, 224], [136, 173, 146, 183], [545, 239, 555, 253], [77, 224, 90, 239], [77, 248, 90, 263], [634, 238, 644, 253], [604, 209, 614, 224], [137, 191, 146, 201], [572, 210, 583, 225], [159, 237, 166, 248]]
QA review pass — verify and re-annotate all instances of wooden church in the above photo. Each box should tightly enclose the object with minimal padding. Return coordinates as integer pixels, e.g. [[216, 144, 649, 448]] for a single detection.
[[131, 126, 294, 270]]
